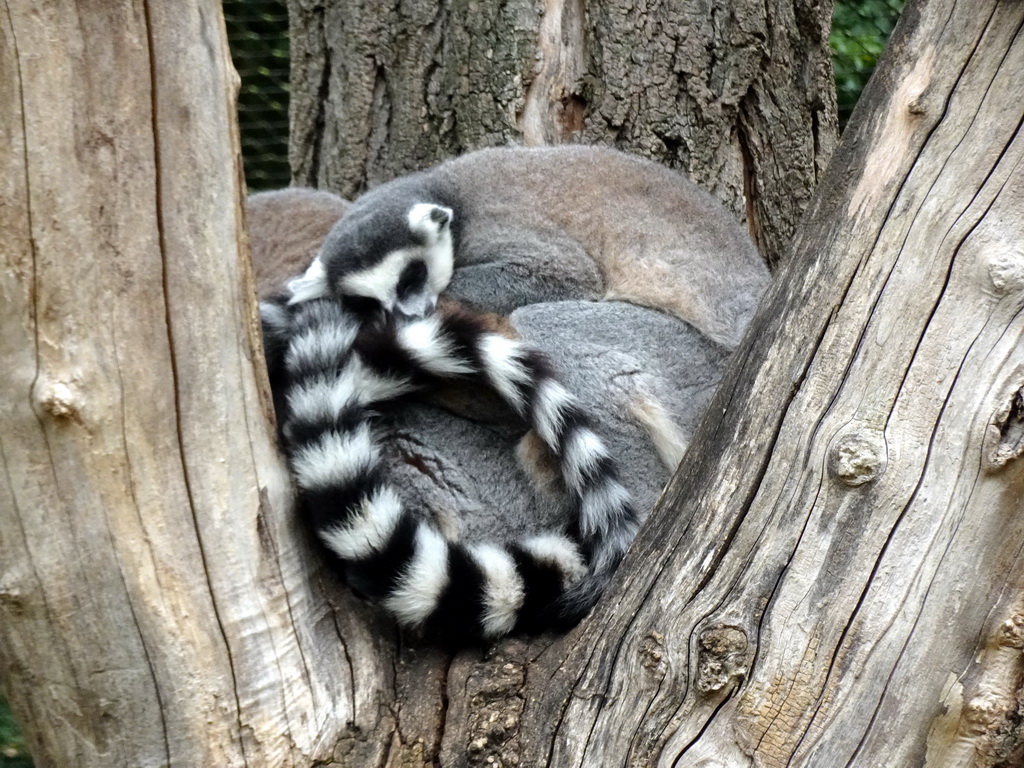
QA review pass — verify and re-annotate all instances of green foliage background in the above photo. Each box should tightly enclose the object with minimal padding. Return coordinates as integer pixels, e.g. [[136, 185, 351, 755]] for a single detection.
[[224, 0, 290, 190], [0, 702, 30, 768], [831, 0, 906, 125], [0, 2, 905, 764]]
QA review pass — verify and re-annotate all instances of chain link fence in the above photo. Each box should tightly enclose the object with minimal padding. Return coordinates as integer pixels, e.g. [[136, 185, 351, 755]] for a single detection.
[[224, 0, 290, 191]]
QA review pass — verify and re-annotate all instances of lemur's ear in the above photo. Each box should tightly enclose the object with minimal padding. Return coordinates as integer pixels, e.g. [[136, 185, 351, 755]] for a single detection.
[[286, 258, 329, 305], [428, 205, 451, 226], [408, 203, 454, 240]]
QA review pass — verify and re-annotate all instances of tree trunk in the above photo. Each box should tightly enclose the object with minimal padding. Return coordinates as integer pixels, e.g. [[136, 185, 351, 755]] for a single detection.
[[502, 1, 1024, 764], [0, 3, 352, 766], [287, 0, 838, 268], [4, 1, 1024, 767]]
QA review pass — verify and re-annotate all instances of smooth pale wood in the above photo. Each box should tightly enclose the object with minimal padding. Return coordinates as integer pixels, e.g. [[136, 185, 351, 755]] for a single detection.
[[0, 3, 364, 766], [286, 0, 838, 267]]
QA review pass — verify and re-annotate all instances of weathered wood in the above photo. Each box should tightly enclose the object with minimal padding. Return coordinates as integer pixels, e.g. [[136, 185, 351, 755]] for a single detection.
[[502, 1, 1024, 765], [287, 0, 838, 267], [0, 3, 354, 765], [5, 1, 1023, 767]]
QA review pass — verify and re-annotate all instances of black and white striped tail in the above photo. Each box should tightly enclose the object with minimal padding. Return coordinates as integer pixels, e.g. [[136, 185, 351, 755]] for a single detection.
[[264, 297, 640, 642]]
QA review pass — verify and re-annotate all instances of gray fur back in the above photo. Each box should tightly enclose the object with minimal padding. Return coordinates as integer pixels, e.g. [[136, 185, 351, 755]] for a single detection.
[[435, 146, 769, 348]]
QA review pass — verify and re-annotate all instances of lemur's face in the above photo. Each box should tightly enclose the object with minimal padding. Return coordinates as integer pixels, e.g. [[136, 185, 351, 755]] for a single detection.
[[286, 203, 454, 319], [337, 203, 454, 317]]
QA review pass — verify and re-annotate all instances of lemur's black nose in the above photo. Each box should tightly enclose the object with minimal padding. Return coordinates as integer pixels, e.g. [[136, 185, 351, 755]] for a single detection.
[[394, 294, 437, 320]]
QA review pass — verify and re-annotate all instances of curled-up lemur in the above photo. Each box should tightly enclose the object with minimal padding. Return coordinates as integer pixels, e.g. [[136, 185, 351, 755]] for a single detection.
[[262, 203, 639, 640], [255, 146, 770, 642]]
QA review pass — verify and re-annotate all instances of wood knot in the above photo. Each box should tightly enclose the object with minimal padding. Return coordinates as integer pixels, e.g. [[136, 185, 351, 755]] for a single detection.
[[964, 693, 1005, 735], [639, 631, 668, 679], [696, 625, 748, 693], [986, 244, 1024, 296], [996, 614, 1024, 649], [828, 427, 886, 486], [36, 378, 84, 421], [907, 94, 928, 116], [984, 387, 1024, 470]]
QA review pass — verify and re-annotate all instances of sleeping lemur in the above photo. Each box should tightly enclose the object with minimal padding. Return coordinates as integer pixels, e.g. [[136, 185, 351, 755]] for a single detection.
[[262, 202, 639, 640], [254, 146, 770, 641]]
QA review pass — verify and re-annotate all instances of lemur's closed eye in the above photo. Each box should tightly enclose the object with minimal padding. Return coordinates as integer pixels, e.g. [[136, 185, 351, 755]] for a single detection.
[[284, 200, 455, 321], [340, 295, 383, 319], [396, 260, 428, 302]]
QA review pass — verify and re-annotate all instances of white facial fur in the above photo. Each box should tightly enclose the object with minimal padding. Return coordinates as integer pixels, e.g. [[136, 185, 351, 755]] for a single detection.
[[337, 203, 454, 316], [286, 257, 329, 305], [338, 248, 414, 310]]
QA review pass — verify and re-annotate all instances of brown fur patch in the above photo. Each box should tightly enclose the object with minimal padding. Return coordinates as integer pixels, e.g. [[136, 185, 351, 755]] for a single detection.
[[246, 188, 349, 297], [438, 296, 519, 339], [515, 430, 565, 497]]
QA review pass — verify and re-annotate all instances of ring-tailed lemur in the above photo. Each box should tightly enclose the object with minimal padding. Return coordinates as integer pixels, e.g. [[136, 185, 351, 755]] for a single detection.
[[256, 146, 769, 641], [261, 201, 640, 641]]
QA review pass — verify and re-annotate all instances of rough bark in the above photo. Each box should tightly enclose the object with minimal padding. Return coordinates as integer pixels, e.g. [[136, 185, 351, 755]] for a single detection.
[[287, 0, 838, 268]]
